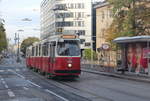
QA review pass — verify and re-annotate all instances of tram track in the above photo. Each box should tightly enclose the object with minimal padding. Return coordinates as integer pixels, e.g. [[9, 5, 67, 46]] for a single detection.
[[16, 67, 150, 101], [20, 68, 92, 101], [23, 69, 113, 101]]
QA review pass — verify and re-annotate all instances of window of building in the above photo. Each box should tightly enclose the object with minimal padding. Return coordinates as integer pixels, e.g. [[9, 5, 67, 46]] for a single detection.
[[71, 4, 74, 9], [78, 12, 81, 18], [82, 3, 84, 9], [79, 30, 85, 35], [77, 21, 82, 27], [56, 12, 74, 18], [78, 3, 81, 9], [56, 21, 74, 27], [80, 39, 85, 44]]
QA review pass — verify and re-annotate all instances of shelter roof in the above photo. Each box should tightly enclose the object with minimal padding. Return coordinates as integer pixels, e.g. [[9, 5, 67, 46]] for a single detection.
[[113, 36, 150, 43]]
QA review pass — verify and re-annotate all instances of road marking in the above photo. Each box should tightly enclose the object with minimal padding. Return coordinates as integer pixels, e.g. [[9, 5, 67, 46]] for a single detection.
[[16, 69, 20, 72], [45, 89, 69, 101], [0, 70, 4, 72], [8, 90, 15, 97], [23, 87, 29, 90], [27, 80, 41, 88], [10, 70, 25, 79], [2, 81, 6, 84], [1, 78, 4, 81], [7, 69, 12, 72], [5, 84, 8, 89]]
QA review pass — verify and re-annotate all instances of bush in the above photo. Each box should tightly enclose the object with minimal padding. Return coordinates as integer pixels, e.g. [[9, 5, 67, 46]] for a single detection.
[[83, 49, 97, 60]]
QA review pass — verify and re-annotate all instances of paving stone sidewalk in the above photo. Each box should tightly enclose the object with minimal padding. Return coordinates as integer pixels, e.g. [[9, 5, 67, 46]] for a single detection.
[[81, 64, 150, 83]]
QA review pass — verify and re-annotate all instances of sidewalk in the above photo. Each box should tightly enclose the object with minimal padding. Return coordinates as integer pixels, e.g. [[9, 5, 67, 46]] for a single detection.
[[81, 64, 150, 83]]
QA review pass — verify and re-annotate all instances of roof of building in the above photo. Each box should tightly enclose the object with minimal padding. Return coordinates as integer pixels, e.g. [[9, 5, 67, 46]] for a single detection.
[[93, 1, 109, 9], [113, 36, 150, 43]]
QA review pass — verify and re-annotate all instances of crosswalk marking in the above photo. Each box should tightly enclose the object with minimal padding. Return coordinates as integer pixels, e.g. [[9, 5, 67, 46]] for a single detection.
[[16, 69, 20, 72], [8, 90, 15, 97]]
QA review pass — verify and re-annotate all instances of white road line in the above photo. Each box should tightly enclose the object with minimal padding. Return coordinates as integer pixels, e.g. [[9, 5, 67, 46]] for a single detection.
[[8, 90, 15, 97], [5, 84, 8, 89], [1, 78, 4, 81], [7, 69, 12, 72], [10, 70, 25, 79], [16, 69, 20, 72], [27, 80, 41, 88], [45, 89, 69, 101], [2, 81, 6, 84], [0, 70, 4, 72], [23, 87, 29, 90]]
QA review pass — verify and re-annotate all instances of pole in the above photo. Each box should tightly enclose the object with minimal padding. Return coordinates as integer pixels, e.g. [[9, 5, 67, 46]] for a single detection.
[[91, 0, 93, 68], [14, 33, 17, 45], [91, 41, 93, 68], [147, 41, 150, 76], [17, 33, 20, 63]]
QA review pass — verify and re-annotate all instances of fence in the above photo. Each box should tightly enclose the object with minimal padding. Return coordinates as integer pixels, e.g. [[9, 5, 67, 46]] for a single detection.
[[81, 50, 117, 72]]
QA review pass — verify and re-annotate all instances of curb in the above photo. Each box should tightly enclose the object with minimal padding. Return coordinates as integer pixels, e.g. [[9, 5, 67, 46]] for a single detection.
[[82, 69, 150, 83]]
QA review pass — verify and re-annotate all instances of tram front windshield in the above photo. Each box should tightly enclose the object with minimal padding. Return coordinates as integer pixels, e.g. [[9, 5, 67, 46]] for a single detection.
[[57, 40, 80, 56]]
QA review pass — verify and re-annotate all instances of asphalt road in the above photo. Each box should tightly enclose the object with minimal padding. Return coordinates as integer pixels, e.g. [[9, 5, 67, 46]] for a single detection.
[[0, 57, 150, 101]]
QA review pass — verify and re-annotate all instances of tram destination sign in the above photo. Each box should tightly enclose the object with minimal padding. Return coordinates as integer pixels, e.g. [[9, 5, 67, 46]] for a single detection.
[[61, 35, 77, 39]]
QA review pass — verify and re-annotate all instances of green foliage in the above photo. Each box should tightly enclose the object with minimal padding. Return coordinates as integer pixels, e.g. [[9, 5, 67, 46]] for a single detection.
[[0, 23, 7, 53], [107, 0, 150, 42], [20, 37, 39, 55], [83, 49, 97, 60]]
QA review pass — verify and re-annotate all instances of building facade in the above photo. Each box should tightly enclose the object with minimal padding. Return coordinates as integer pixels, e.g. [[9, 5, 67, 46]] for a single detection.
[[94, 2, 113, 51], [40, 0, 92, 49], [93, 2, 116, 67]]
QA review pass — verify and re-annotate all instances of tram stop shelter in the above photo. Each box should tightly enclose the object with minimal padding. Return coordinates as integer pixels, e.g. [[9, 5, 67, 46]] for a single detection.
[[113, 36, 150, 76]]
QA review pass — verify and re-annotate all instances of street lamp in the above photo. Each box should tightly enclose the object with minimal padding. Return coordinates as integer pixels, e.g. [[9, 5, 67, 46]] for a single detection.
[[15, 29, 24, 63]]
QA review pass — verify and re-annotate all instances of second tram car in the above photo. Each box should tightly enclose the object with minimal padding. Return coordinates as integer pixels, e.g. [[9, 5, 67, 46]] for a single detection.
[[26, 35, 81, 77]]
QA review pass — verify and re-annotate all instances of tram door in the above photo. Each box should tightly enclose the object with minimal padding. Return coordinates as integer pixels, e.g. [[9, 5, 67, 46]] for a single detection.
[[49, 42, 56, 71]]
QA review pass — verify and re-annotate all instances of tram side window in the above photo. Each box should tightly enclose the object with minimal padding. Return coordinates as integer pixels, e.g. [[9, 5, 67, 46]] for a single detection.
[[26, 49, 28, 57], [46, 44, 49, 56], [42, 45, 46, 56], [36, 46, 38, 56], [42, 44, 48, 56], [49, 44, 52, 57], [52, 46, 55, 58], [51, 42, 56, 57], [39, 44, 41, 56], [32, 47, 35, 56]]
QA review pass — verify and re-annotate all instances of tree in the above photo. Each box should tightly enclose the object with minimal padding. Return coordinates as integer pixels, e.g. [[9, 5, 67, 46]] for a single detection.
[[83, 49, 97, 60], [0, 23, 7, 53], [106, 0, 150, 42], [20, 37, 39, 56]]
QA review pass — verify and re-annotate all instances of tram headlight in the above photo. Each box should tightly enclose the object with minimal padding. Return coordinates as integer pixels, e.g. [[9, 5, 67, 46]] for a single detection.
[[68, 64, 72, 68]]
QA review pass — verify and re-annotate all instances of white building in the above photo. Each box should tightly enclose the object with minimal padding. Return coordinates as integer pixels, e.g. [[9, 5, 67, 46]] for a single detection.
[[40, 0, 92, 49]]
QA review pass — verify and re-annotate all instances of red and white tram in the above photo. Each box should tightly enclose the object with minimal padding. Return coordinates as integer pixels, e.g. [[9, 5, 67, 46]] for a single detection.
[[26, 35, 81, 77]]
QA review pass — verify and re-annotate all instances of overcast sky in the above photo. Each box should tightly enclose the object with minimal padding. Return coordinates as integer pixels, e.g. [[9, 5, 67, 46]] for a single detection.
[[0, 0, 42, 44], [0, 0, 103, 44]]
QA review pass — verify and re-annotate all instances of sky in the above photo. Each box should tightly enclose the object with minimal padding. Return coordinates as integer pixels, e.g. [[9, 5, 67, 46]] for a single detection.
[[0, 0, 103, 44], [0, 0, 42, 44]]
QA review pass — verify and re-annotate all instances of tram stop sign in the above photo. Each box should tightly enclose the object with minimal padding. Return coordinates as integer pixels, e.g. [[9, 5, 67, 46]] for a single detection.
[[102, 44, 110, 50]]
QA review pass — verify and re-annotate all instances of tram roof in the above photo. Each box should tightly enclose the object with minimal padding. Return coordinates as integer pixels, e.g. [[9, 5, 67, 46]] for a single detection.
[[113, 36, 150, 43]]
